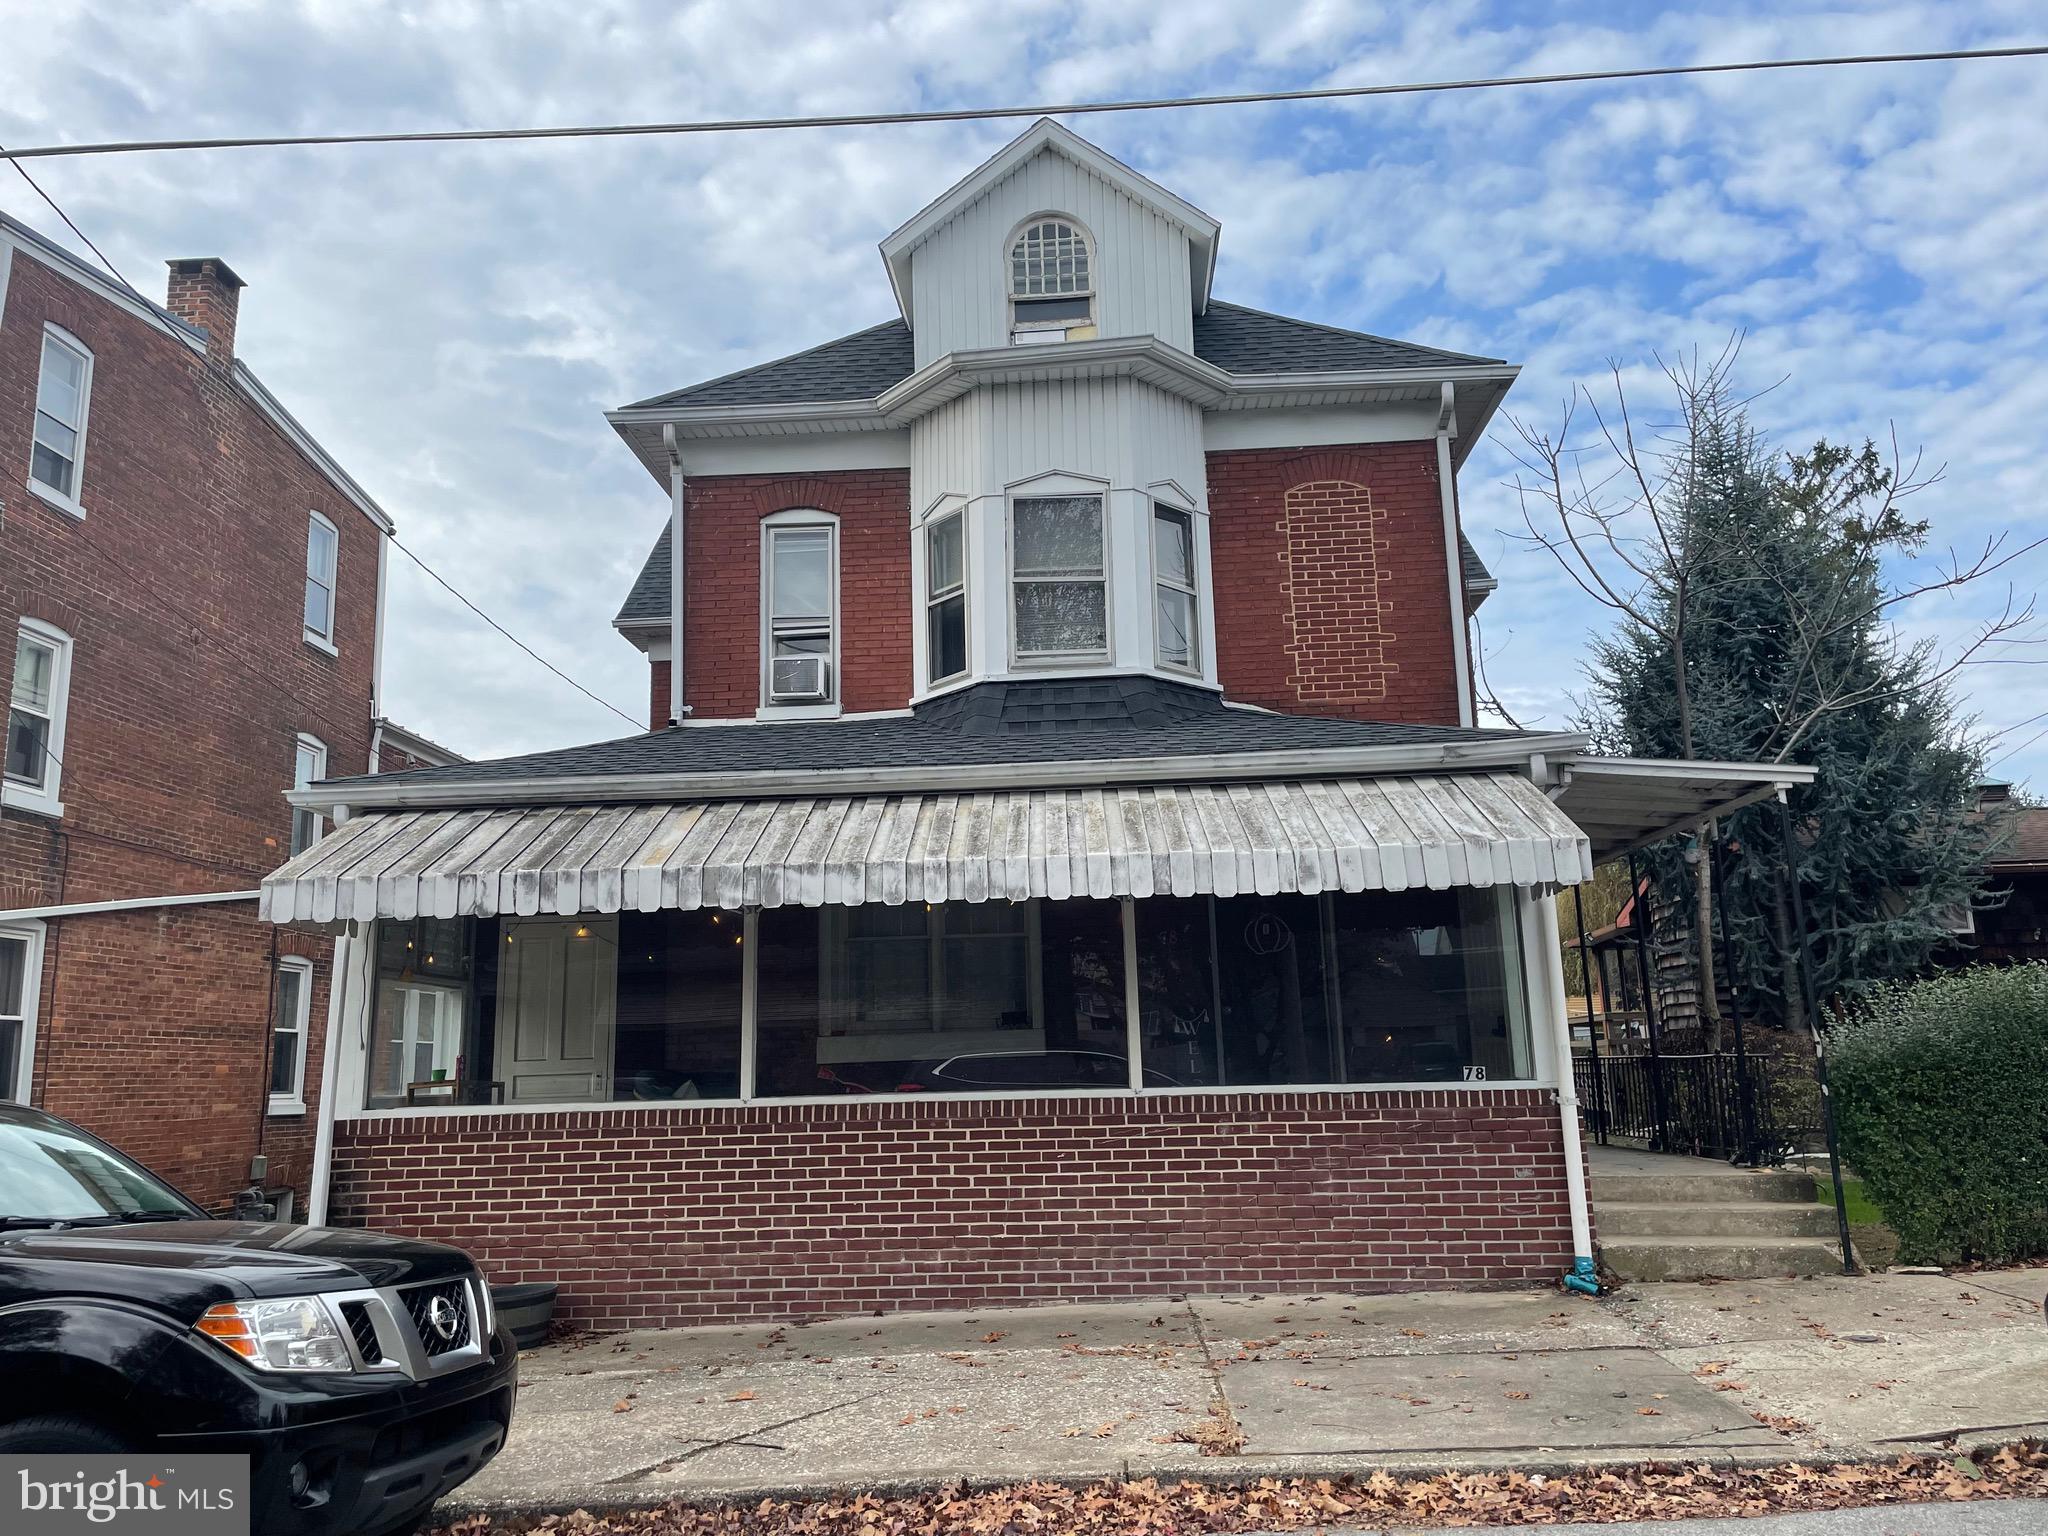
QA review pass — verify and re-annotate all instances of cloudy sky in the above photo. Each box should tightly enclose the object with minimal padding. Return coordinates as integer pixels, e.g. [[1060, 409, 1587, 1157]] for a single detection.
[[4, 0, 2043, 787]]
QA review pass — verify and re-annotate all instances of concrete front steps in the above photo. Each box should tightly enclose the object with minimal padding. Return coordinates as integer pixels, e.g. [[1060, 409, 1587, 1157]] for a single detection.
[[1590, 1155, 1846, 1282]]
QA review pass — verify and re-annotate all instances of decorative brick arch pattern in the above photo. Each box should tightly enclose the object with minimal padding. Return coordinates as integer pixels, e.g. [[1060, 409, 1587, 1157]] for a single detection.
[[645, 468, 913, 723], [1281, 479, 1394, 706], [1207, 442, 1460, 726]]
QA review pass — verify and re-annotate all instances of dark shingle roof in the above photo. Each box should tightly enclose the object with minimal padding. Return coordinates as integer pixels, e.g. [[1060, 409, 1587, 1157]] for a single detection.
[[619, 302, 1496, 413], [1190, 301, 1500, 372], [327, 677, 1543, 793], [618, 524, 1498, 626], [624, 320, 916, 410]]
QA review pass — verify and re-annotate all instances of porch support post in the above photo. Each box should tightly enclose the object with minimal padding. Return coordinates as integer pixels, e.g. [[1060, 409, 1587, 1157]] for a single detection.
[[1711, 834, 1757, 1164], [307, 924, 364, 1227], [1572, 882, 1607, 1148], [1625, 850, 1669, 1151], [739, 908, 759, 1101], [1774, 791, 1858, 1275], [1536, 891, 1599, 1294], [1120, 898, 1143, 1092]]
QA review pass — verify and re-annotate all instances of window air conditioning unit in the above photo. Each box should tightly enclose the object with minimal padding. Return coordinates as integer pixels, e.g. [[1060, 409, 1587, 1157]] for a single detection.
[[770, 654, 831, 702]]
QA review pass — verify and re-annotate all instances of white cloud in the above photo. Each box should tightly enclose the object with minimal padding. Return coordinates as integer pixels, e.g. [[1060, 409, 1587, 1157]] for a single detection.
[[0, 0, 2041, 787]]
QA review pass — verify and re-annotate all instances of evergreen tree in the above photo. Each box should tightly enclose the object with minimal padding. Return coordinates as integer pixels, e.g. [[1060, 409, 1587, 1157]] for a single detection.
[[1514, 352, 2026, 1027]]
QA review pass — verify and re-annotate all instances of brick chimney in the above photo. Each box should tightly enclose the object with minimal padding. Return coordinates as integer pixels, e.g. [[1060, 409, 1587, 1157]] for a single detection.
[[165, 256, 246, 359]]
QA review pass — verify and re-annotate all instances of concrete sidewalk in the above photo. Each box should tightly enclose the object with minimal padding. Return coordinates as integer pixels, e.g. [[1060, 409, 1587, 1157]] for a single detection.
[[445, 1266, 2048, 1515]]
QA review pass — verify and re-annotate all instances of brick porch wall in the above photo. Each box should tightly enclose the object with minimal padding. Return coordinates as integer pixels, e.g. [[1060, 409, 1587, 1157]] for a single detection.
[[331, 1089, 1572, 1328]]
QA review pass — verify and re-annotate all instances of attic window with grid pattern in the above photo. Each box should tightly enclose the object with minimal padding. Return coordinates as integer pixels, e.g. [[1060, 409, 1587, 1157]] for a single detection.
[[1009, 218, 1095, 345]]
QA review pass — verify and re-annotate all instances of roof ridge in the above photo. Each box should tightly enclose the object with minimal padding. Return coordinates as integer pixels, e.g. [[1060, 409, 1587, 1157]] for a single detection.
[[1202, 298, 1502, 367], [621, 317, 908, 410]]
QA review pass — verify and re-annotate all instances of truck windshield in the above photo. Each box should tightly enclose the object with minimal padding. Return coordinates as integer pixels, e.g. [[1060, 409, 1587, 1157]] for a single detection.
[[0, 1118, 198, 1225]]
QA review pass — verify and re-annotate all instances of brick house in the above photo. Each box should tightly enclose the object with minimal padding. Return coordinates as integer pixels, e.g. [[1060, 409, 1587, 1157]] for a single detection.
[[0, 212, 459, 1212], [264, 121, 1806, 1325]]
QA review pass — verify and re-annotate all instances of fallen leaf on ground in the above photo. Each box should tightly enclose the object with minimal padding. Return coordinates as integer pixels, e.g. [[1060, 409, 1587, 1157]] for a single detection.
[[726, 1390, 756, 1402]]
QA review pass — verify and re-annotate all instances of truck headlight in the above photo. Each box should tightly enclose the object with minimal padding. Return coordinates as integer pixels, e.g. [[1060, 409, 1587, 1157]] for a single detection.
[[196, 1298, 355, 1373]]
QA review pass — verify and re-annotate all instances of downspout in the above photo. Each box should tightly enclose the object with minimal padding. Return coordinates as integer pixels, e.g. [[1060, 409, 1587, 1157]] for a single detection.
[[1434, 382, 1476, 727], [368, 529, 390, 772], [1538, 891, 1601, 1294], [306, 923, 357, 1226], [663, 424, 687, 727]]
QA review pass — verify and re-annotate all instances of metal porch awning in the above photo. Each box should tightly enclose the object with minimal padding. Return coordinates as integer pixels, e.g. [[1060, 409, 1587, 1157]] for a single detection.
[[259, 771, 1593, 926], [1550, 757, 1817, 862]]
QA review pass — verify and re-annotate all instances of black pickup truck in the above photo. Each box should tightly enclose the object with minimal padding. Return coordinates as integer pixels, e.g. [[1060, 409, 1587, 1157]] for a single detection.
[[0, 1101, 517, 1536]]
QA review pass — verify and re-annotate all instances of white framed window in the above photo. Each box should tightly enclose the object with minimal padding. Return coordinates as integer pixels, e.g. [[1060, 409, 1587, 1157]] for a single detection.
[[29, 326, 92, 514], [1008, 216, 1094, 344], [303, 510, 339, 649], [5, 619, 72, 819], [761, 513, 837, 707], [291, 733, 327, 855], [269, 955, 314, 1113], [926, 510, 968, 686], [1010, 493, 1108, 662], [1152, 503, 1200, 673], [0, 919, 44, 1104]]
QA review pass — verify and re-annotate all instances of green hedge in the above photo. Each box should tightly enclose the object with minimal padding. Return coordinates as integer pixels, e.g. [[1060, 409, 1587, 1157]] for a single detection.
[[1830, 963, 2048, 1265]]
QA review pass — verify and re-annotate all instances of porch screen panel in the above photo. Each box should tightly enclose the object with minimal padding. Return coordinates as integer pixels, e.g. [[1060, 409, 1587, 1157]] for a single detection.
[[753, 898, 1128, 1097]]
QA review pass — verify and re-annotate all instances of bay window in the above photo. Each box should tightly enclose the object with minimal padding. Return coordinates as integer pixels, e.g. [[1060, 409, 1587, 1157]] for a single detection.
[[925, 511, 967, 686], [1152, 504, 1199, 672], [1010, 494, 1107, 661]]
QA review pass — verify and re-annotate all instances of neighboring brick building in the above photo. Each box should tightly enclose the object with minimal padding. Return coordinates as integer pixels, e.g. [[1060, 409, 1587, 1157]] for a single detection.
[[0, 212, 453, 1211], [266, 120, 1799, 1326]]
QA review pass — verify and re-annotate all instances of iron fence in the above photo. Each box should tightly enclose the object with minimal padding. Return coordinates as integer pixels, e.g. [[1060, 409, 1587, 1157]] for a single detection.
[[1575, 1049, 1817, 1165]]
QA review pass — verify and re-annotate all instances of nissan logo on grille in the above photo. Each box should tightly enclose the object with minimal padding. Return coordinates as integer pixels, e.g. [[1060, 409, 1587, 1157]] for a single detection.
[[426, 1293, 463, 1342]]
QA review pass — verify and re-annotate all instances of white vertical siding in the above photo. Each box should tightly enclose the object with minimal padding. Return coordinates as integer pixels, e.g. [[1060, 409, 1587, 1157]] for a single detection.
[[908, 146, 1196, 367]]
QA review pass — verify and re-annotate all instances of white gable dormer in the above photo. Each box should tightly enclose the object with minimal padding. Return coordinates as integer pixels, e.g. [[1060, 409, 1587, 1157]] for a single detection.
[[881, 119, 1220, 368]]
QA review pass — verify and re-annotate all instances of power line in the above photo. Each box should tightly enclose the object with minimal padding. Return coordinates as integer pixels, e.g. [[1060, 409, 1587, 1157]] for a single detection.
[[6, 45, 2045, 162], [386, 535, 643, 731], [0, 142, 132, 285]]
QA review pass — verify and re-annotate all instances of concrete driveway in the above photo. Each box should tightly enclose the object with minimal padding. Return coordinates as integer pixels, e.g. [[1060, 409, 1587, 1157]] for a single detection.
[[445, 1266, 2048, 1515]]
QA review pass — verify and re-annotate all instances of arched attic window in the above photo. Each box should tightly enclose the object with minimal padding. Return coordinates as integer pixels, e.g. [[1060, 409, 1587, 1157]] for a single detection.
[[1009, 217, 1095, 345]]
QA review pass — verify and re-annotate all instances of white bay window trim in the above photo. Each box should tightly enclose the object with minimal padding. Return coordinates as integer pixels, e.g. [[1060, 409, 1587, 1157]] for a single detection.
[[5, 618, 72, 819], [759, 510, 840, 716], [1151, 500, 1201, 675], [269, 954, 314, 1114], [0, 918, 45, 1105], [303, 510, 339, 651], [1007, 474, 1111, 667], [28, 325, 92, 518]]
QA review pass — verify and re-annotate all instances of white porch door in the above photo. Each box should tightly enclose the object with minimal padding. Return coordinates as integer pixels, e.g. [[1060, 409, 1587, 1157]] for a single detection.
[[497, 917, 617, 1103]]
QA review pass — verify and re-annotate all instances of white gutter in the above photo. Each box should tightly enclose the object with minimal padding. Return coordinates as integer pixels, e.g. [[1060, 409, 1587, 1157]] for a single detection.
[[291, 731, 1591, 815], [0, 889, 258, 923], [369, 529, 390, 773], [306, 924, 361, 1226], [664, 424, 687, 726], [1536, 892, 1599, 1294], [1435, 383, 1476, 728]]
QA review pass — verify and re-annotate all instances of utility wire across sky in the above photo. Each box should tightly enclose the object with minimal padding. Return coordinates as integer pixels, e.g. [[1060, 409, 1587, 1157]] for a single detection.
[[3, 44, 2044, 161]]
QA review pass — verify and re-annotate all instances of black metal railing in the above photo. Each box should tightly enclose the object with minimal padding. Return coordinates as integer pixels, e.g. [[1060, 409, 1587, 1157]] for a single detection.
[[1576, 1050, 1815, 1165]]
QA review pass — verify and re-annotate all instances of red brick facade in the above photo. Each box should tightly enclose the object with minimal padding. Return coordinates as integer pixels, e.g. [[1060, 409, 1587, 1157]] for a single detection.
[[651, 470, 913, 725], [1207, 443, 1462, 726], [332, 1089, 1573, 1328], [1, 238, 377, 1207]]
